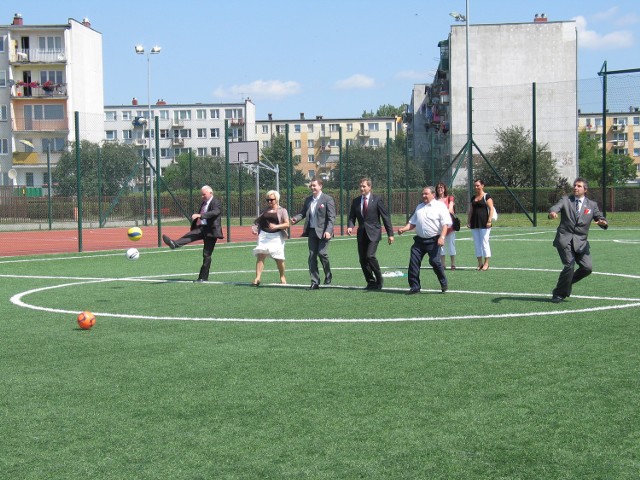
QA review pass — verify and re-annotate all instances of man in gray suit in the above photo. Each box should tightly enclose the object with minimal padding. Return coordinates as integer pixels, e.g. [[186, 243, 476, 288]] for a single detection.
[[548, 177, 608, 303], [347, 177, 394, 290], [291, 178, 336, 290]]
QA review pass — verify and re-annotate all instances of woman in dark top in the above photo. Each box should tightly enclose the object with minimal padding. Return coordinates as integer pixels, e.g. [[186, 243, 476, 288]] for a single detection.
[[467, 179, 495, 271], [251, 190, 290, 286]]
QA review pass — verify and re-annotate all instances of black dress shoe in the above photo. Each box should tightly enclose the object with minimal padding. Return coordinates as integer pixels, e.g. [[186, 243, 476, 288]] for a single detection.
[[306, 283, 320, 290], [323, 274, 332, 285], [551, 295, 564, 303], [441, 285, 448, 293], [162, 234, 177, 249], [406, 288, 420, 295]]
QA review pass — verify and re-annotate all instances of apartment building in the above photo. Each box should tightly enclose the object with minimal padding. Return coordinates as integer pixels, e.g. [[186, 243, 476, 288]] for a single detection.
[[255, 113, 400, 180], [410, 15, 578, 186], [579, 109, 640, 182], [103, 99, 256, 172], [0, 13, 103, 187]]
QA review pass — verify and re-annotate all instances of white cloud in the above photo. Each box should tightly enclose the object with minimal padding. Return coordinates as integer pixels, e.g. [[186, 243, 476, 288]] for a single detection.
[[333, 74, 376, 90], [395, 70, 435, 81], [592, 7, 618, 22], [573, 15, 634, 50], [213, 80, 301, 100]]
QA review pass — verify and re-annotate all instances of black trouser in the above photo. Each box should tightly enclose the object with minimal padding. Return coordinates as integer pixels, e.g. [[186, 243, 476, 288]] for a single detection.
[[358, 231, 381, 285], [408, 235, 447, 290], [176, 227, 218, 281]]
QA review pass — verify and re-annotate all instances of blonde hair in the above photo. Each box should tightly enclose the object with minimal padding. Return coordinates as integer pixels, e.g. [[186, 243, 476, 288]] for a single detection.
[[267, 190, 280, 203]]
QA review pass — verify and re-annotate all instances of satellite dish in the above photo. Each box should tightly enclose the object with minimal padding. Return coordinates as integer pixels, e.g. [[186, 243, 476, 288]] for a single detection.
[[8, 169, 17, 180]]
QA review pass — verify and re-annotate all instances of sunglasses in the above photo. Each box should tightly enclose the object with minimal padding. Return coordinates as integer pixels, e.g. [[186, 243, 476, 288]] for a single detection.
[[266, 198, 276, 202]]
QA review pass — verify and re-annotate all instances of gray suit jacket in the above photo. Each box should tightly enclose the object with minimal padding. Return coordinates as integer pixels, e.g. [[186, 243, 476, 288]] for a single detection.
[[292, 192, 336, 239], [549, 195, 605, 254]]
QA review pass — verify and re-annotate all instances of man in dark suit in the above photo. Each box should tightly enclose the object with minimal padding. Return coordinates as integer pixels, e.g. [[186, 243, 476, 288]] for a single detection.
[[291, 178, 336, 290], [548, 177, 608, 303], [162, 185, 223, 283], [347, 177, 394, 290]]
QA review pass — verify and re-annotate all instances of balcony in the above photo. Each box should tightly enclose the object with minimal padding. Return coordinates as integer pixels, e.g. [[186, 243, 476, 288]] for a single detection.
[[585, 124, 597, 132], [612, 140, 626, 147], [612, 124, 626, 131], [358, 129, 370, 137], [172, 138, 185, 146], [12, 83, 68, 99], [12, 117, 69, 132], [134, 139, 147, 146], [9, 49, 67, 64], [12, 152, 40, 165], [230, 118, 245, 126], [319, 130, 330, 138]]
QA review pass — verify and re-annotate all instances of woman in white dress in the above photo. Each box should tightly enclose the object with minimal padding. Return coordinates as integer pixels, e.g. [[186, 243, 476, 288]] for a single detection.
[[251, 190, 290, 286]]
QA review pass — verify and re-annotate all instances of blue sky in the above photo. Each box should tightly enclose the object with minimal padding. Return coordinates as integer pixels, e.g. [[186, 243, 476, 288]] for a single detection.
[[7, 0, 640, 119]]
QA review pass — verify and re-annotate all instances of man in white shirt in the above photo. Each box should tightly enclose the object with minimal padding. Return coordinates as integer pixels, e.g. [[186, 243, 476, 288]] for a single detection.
[[398, 186, 452, 294]]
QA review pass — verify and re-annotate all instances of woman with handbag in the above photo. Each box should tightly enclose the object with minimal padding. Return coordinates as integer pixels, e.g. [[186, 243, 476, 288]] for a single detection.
[[435, 182, 457, 270], [467, 178, 495, 271], [251, 190, 290, 286]]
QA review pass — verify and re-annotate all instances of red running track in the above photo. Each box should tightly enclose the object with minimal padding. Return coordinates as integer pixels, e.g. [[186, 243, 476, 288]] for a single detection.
[[0, 225, 307, 257]]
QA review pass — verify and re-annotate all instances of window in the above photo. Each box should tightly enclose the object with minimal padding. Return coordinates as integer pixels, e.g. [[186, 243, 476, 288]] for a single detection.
[[160, 110, 169, 120], [329, 123, 340, 132], [160, 129, 170, 139], [211, 147, 221, 156], [0, 105, 7, 121], [294, 124, 301, 133], [308, 169, 315, 179], [0, 70, 6, 87], [368, 138, 380, 147], [386, 122, 393, 131], [307, 124, 314, 133], [160, 148, 171, 158], [261, 125, 269, 134], [308, 154, 315, 163], [42, 138, 65, 152], [346, 124, 353, 132], [174, 129, 191, 138], [595, 118, 603, 127], [225, 109, 243, 119], [368, 123, 379, 132], [122, 111, 132, 120], [613, 117, 627, 126], [634, 148, 640, 157], [210, 128, 220, 138], [197, 128, 207, 138], [262, 141, 270, 148], [196, 109, 206, 120], [26, 172, 34, 187], [105, 111, 117, 121], [210, 109, 220, 119], [308, 140, 315, 148], [0, 35, 5, 53], [634, 132, 640, 142], [40, 70, 63, 84], [38, 36, 62, 52], [122, 130, 133, 140], [0, 138, 8, 154], [174, 110, 191, 121], [294, 140, 301, 148], [329, 139, 340, 147], [633, 116, 640, 126], [105, 130, 117, 140], [346, 139, 353, 147], [197, 147, 207, 156], [31, 104, 64, 120]]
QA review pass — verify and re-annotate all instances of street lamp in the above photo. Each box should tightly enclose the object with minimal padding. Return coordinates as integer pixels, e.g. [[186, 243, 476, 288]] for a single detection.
[[450, 1, 472, 194], [135, 44, 161, 224]]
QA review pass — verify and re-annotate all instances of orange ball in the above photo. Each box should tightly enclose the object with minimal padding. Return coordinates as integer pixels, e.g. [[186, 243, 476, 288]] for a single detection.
[[77, 311, 96, 330]]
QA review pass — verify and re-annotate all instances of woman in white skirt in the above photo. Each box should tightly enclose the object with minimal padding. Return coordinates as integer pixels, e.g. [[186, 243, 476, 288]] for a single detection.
[[251, 190, 290, 286]]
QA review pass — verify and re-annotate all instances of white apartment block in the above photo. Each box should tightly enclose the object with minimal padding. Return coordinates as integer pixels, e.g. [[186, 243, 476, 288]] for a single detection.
[[412, 15, 578, 186], [255, 113, 400, 180], [104, 99, 255, 172], [1, 13, 103, 187], [579, 109, 640, 182]]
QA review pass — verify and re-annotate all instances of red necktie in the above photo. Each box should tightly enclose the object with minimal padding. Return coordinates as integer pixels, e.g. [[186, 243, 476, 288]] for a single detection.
[[363, 196, 368, 216], [197, 202, 207, 225]]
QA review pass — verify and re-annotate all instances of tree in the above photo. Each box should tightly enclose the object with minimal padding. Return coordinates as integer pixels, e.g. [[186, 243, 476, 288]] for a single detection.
[[361, 104, 406, 118], [54, 140, 140, 196], [474, 125, 559, 187], [162, 153, 230, 192], [260, 135, 307, 190], [578, 130, 636, 186], [325, 135, 423, 192]]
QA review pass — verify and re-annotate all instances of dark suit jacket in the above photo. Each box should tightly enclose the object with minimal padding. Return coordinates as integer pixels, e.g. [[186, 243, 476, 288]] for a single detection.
[[190, 197, 224, 239], [550, 195, 604, 253], [347, 194, 394, 242], [292, 192, 335, 239]]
